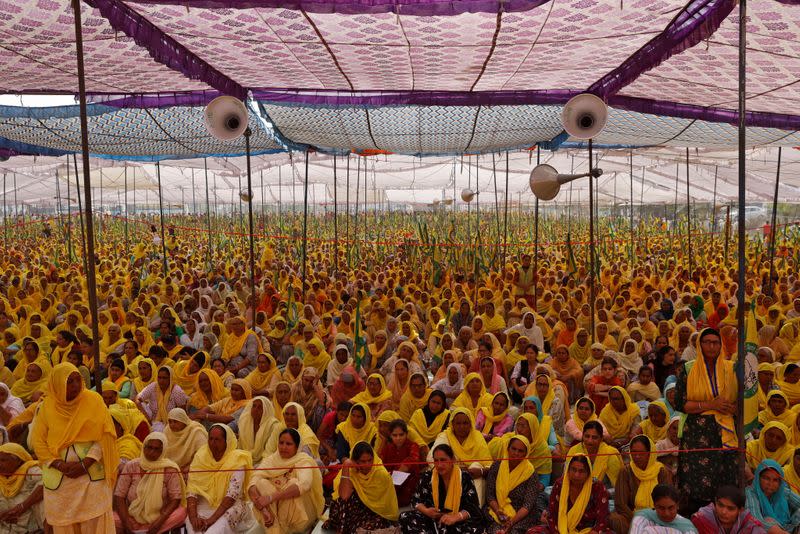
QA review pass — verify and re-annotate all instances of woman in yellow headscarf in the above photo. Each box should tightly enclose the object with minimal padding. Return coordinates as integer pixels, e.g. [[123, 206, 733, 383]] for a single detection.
[[163, 408, 207, 473], [30, 362, 119, 534], [10, 361, 49, 405], [12, 340, 49, 383], [109, 403, 143, 462], [248, 427, 325, 534], [746, 420, 794, 470], [300, 337, 331, 375], [187, 368, 229, 411], [451, 372, 493, 418], [760, 390, 795, 428], [485, 434, 539, 534], [428, 408, 493, 506], [335, 403, 377, 460], [325, 441, 398, 532], [237, 397, 280, 464], [186, 423, 258, 533], [409, 390, 451, 447], [244, 353, 280, 396], [0, 441, 44, 531], [609, 435, 672, 533], [192, 379, 252, 426], [350, 373, 394, 418], [132, 358, 157, 396], [398, 371, 432, 420], [599, 386, 641, 445], [567, 420, 623, 487], [113, 432, 187, 534], [638, 400, 670, 443], [543, 454, 611, 533]]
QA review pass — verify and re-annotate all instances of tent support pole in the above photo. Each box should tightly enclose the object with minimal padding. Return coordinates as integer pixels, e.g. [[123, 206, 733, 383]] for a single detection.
[[245, 129, 256, 330], [503, 151, 509, 267], [686, 148, 693, 273], [355, 156, 360, 262], [734, 0, 747, 489], [711, 165, 718, 253], [72, 0, 102, 392], [630, 152, 634, 263], [533, 147, 540, 312], [492, 153, 501, 267], [301, 151, 310, 294], [2, 173, 6, 246], [346, 156, 350, 267], [767, 147, 782, 297], [124, 166, 129, 258], [588, 140, 596, 344], [156, 162, 168, 277], [333, 155, 338, 272], [55, 169, 66, 258], [204, 158, 212, 267], [191, 168, 196, 216], [73, 154, 87, 273]]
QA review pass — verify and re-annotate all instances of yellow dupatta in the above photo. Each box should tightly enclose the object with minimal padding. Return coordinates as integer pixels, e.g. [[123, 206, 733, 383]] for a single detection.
[[0, 443, 38, 498], [408, 392, 450, 445], [558, 454, 594, 534], [598, 386, 639, 440], [746, 420, 793, 469], [629, 436, 664, 510], [477, 392, 510, 434], [398, 373, 431, 420], [639, 401, 670, 443], [759, 390, 795, 428], [567, 441, 622, 485], [211, 379, 252, 417], [109, 403, 143, 461], [163, 408, 208, 468], [302, 337, 332, 375], [128, 432, 186, 525], [244, 353, 280, 392], [222, 327, 259, 360], [445, 408, 492, 468], [187, 424, 252, 508], [451, 372, 493, 417], [571, 397, 599, 434], [189, 368, 230, 410], [237, 397, 280, 463], [333, 444, 399, 520], [132, 358, 157, 394], [431, 460, 462, 513], [491, 435, 535, 521], [686, 331, 738, 448], [155, 366, 176, 424], [336, 403, 378, 448], [350, 373, 394, 406]]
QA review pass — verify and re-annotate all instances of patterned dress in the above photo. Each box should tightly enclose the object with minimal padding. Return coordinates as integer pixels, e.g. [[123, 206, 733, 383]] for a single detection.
[[399, 470, 483, 534], [674, 362, 739, 515], [483, 461, 547, 534], [323, 490, 393, 534], [527, 477, 612, 534]]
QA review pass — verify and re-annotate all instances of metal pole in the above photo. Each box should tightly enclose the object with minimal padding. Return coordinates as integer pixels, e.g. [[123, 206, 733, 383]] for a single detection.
[[204, 158, 212, 266], [346, 156, 350, 246], [355, 156, 360, 256], [686, 148, 693, 273], [72, 0, 102, 392], [2, 173, 6, 245], [333, 155, 338, 271], [711, 165, 719, 235], [533, 147, 540, 312], [767, 147, 782, 297], [191, 168, 196, 216], [55, 169, 66, 256], [66, 164, 73, 261], [124, 166, 129, 258], [245, 129, 256, 330], [278, 165, 282, 233], [155, 162, 168, 277], [588, 140, 596, 343], [73, 154, 87, 271], [735, 0, 747, 488], [503, 151, 509, 266], [630, 151, 634, 263], [301, 151, 310, 293]]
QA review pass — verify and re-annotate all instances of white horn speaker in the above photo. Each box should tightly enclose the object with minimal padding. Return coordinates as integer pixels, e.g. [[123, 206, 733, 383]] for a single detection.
[[239, 189, 253, 202], [461, 188, 477, 203], [205, 96, 249, 141], [561, 93, 608, 140], [529, 164, 603, 201]]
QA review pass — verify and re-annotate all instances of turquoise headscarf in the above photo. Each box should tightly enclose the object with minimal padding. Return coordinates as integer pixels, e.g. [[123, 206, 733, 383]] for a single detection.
[[632, 508, 696, 533], [523, 395, 544, 423], [750, 460, 792, 529]]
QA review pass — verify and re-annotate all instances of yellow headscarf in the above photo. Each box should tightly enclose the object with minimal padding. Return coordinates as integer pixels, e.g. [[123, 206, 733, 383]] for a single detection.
[[244, 353, 279, 392], [398, 373, 431, 420], [373, 410, 427, 454], [132, 358, 157, 394], [237, 397, 280, 463], [127, 432, 186, 525], [451, 372, 493, 417], [639, 401, 670, 443], [212, 379, 252, 417], [567, 440, 623, 486], [444, 408, 493, 468], [109, 403, 144, 461], [598, 386, 639, 440], [351, 373, 394, 406], [686, 329, 738, 448], [188, 368, 229, 410], [222, 325, 260, 361], [155, 366, 176, 425], [746, 420, 793, 469], [186, 424, 252, 508], [629, 436, 665, 510], [408, 393, 450, 445], [431, 450, 462, 513], [333, 442, 399, 521], [30, 362, 120, 488], [301, 337, 332, 375], [760, 390, 795, 428], [558, 454, 594, 534], [491, 435, 535, 522], [0, 443, 38, 498], [336, 403, 378, 449], [10, 361, 49, 402], [784, 447, 800, 494], [163, 408, 208, 468], [571, 397, 599, 434]]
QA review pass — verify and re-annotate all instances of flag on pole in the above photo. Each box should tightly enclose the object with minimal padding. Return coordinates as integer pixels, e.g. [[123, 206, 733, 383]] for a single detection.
[[742, 302, 760, 434], [353, 299, 367, 371]]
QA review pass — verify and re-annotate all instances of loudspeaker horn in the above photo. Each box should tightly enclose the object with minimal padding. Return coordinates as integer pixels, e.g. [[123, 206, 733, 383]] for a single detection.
[[204, 96, 249, 141], [461, 188, 477, 203], [561, 93, 608, 140], [239, 189, 253, 202], [529, 164, 603, 201]]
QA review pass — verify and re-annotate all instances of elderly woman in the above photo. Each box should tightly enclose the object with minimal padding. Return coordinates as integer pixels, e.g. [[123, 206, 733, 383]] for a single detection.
[[324, 441, 399, 533], [290, 367, 327, 432], [190, 379, 252, 432], [248, 428, 325, 534], [237, 397, 280, 464], [30, 363, 119, 533], [484, 435, 545, 534], [114, 432, 187, 533], [399, 443, 483, 534], [0, 443, 43, 533], [222, 316, 260, 378], [186, 424, 258, 533], [163, 408, 207, 475]]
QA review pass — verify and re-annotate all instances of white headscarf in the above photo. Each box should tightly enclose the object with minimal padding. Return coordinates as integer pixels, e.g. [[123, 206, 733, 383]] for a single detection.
[[0, 383, 24, 420]]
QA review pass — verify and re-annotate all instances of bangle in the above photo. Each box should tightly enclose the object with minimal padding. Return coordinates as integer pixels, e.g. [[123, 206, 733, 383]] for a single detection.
[[340, 475, 350, 480]]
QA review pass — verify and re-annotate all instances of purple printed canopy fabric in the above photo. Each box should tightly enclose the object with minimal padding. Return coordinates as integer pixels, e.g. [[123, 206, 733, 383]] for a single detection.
[[0, 0, 798, 155]]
